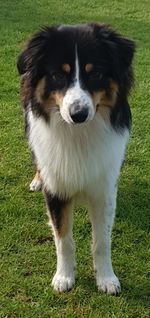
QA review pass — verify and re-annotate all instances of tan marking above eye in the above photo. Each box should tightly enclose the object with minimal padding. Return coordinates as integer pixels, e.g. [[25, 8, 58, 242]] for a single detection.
[[85, 63, 93, 73], [62, 63, 71, 73]]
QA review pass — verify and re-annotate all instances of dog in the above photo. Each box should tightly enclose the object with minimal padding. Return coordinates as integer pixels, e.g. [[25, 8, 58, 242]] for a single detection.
[[17, 23, 135, 295]]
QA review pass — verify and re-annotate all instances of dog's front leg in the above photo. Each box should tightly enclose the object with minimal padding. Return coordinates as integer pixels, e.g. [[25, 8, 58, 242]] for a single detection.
[[44, 190, 75, 292], [90, 185, 121, 295]]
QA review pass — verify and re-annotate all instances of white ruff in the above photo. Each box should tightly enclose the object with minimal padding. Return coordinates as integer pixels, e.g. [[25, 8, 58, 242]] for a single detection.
[[28, 109, 129, 199]]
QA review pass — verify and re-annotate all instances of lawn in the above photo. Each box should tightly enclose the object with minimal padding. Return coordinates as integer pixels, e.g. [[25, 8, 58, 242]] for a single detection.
[[0, 0, 150, 317]]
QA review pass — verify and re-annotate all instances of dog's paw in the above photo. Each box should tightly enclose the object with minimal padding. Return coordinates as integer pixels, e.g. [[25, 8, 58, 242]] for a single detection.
[[96, 275, 121, 295], [29, 178, 42, 191], [52, 273, 75, 292]]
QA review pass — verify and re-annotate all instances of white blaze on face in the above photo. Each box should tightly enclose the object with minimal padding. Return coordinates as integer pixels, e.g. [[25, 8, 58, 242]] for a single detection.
[[60, 46, 95, 124]]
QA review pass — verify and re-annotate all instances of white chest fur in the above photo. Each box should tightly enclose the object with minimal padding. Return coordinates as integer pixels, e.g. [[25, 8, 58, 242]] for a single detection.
[[28, 110, 128, 198]]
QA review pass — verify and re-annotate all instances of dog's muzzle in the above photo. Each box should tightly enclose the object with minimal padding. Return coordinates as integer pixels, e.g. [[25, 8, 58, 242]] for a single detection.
[[61, 85, 95, 124]]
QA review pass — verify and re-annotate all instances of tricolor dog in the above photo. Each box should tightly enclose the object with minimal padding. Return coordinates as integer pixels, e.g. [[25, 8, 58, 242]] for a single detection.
[[17, 23, 135, 294]]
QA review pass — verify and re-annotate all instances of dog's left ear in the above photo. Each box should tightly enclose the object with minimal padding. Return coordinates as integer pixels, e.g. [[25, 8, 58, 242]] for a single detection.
[[110, 34, 135, 73], [94, 24, 135, 74]]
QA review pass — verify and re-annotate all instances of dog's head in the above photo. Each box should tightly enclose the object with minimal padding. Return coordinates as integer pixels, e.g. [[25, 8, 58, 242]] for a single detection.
[[17, 24, 135, 124]]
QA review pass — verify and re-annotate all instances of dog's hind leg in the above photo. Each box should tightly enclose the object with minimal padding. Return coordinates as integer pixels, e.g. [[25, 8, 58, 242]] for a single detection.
[[44, 190, 75, 292], [30, 170, 42, 191], [30, 150, 42, 191]]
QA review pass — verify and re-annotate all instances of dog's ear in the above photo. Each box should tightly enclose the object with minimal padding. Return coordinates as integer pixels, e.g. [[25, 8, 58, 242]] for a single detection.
[[17, 50, 28, 75], [108, 33, 135, 73], [94, 24, 135, 75], [16, 27, 57, 76]]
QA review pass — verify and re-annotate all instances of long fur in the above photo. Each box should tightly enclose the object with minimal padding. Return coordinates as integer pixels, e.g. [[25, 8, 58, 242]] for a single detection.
[[17, 23, 135, 294]]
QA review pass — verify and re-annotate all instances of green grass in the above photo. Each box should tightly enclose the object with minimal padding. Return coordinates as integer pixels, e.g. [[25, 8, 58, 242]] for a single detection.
[[0, 0, 150, 317]]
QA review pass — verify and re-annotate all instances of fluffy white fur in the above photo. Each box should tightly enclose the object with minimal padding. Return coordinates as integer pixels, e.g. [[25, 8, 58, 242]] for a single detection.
[[28, 109, 128, 198]]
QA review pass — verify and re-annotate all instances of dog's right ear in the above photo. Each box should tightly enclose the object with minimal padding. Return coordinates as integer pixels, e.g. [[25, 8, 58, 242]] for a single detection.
[[17, 26, 58, 76]]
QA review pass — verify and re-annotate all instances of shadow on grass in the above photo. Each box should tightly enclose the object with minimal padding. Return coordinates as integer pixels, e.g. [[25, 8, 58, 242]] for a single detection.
[[76, 275, 97, 293], [124, 281, 150, 302], [117, 177, 149, 232]]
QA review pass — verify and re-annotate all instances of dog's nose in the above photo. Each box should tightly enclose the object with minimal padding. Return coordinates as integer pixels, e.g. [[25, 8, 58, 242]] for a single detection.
[[69, 102, 89, 123]]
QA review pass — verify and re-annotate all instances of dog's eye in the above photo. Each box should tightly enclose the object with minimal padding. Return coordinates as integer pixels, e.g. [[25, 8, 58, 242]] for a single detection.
[[89, 70, 102, 80], [86, 70, 103, 91], [51, 72, 65, 82], [50, 71, 68, 89]]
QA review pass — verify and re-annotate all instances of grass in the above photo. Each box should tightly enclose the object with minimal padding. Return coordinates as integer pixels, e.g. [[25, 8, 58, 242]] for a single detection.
[[0, 0, 150, 317]]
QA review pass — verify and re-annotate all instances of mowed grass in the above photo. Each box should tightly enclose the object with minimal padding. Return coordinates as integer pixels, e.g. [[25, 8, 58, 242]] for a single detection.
[[0, 0, 150, 317]]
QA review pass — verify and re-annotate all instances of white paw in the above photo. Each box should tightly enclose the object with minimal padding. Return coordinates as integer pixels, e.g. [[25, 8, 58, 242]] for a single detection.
[[29, 178, 42, 191], [96, 274, 121, 295], [52, 272, 75, 292]]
